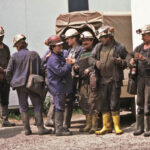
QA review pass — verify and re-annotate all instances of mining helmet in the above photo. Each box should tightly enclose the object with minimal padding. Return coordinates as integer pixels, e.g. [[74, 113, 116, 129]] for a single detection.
[[64, 28, 79, 39], [0, 26, 4, 36], [96, 25, 114, 39], [45, 35, 63, 46], [136, 24, 150, 35], [13, 34, 26, 47], [80, 31, 94, 39]]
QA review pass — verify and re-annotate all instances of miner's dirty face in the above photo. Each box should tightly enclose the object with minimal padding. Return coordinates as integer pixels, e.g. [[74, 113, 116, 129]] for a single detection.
[[66, 37, 76, 47], [99, 35, 110, 45], [53, 44, 63, 54], [0, 35, 4, 43], [142, 33, 150, 44], [81, 38, 93, 50]]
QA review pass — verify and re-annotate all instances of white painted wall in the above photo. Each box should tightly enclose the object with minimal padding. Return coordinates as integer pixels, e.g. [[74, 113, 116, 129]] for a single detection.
[[0, 0, 68, 56], [131, 0, 150, 49], [89, 0, 131, 12]]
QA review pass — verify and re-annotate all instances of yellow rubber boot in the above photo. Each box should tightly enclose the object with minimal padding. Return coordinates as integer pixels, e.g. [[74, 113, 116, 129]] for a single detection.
[[89, 114, 99, 134], [95, 112, 112, 135], [79, 114, 92, 132], [112, 111, 123, 135]]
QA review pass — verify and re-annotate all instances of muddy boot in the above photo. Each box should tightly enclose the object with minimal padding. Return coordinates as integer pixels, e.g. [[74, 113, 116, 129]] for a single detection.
[[79, 114, 92, 132], [144, 115, 150, 137], [55, 111, 71, 136], [89, 114, 99, 134], [95, 112, 112, 135], [1, 105, 15, 127], [34, 111, 52, 135], [63, 104, 73, 130], [45, 104, 54, 127], [133, 114, 144, 136], [21, 112, 32, 136], [112, 111, 123, 135]]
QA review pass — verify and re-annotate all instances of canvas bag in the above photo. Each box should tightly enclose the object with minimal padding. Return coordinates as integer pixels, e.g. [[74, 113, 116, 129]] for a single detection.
[[26, 52, 45, 98]]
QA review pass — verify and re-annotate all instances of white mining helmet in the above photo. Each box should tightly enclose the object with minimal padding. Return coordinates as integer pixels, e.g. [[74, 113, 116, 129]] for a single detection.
[[136, 24, 150, 35], [13, 34, 26, 47], [64, 28, 79, 39], [96, 25, 114, 39], [80, 31, 94, 39]]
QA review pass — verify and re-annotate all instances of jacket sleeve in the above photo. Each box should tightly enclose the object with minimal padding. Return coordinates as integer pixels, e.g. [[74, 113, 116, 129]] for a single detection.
[[88, 43, 101, 66], [5, 56, 14, 82], [48, 57, 71, 77], [119, 45, 128, 69]]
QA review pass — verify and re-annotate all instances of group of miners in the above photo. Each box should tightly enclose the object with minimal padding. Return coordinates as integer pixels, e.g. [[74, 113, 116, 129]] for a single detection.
[[0, 23, 150, 137]]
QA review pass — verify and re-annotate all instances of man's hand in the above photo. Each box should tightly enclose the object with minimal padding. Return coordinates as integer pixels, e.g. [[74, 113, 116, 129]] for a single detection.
[[114, 57, 122, 64], [134, 53, 146, 61], [129, 58, 135, 66], [66, 58, 76, 65], [84, 69, 89, 75]]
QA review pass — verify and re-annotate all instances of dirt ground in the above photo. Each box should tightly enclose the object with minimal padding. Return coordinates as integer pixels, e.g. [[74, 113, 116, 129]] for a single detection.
[[0, 112, 150, 150]]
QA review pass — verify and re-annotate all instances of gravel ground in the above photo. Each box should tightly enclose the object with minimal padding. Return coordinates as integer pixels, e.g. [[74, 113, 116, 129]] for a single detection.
[[0, 113, 150, 150]]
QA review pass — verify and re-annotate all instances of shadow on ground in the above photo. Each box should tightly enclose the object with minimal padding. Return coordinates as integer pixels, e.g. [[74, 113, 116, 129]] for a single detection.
[[0, 126, 23, 138]]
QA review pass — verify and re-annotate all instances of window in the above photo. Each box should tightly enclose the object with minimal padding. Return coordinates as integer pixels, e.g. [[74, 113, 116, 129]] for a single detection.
[[68, 0, 89, 12]]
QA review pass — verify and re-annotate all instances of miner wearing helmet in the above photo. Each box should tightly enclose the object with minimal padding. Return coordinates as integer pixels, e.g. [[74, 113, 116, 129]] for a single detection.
[[6, 34, 51, 135], [0, 26, 15, 127], [78, 31, 99, 134], [62, 28, 83, 131], [43, 36, 68, 128], [128, 24, 150, 137], [89, 25, 128, 135], [46, 35, 73, 136]]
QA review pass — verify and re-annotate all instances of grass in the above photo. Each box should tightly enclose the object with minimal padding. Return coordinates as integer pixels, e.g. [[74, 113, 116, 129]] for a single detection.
[[73, 108, 83, 114], [8, 112, 21, 120]]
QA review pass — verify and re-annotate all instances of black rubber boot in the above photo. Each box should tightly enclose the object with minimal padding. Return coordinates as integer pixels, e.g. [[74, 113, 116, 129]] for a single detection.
[[55, 111, 72, 136], [63, 103, 73, 130], [45, 104, 55, 127], [144, 115, 150, 137], [133, 114, 144, 136], [1, 105, 15, 127], [34, 111, 52, 135], [21, 112, 32, 136]]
